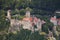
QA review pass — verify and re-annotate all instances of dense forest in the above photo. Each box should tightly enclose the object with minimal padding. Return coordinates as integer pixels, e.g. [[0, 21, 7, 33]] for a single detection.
[[0, 0, 60, 15]]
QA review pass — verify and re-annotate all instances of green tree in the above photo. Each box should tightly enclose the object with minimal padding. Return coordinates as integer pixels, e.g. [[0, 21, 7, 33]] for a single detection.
[[0, 10, 9, 31]]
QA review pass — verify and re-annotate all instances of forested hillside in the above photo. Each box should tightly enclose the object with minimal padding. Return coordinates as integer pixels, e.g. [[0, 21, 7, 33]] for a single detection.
[[0, 0, 60, 40], [0, 0, 60, 15]]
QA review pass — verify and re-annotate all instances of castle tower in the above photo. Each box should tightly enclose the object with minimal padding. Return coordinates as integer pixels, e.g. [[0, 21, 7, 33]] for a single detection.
[[25, 10, 30, 18], [25, 7, 31, 18], [7, 10, 11, 20]]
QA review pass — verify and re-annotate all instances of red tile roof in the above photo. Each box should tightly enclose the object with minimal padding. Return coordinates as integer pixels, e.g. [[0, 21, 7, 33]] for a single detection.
[[23, 17, 33, 22]]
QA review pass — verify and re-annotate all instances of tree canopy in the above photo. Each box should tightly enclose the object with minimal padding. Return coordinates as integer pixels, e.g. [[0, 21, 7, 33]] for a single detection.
[[0, 10, 9, 31]]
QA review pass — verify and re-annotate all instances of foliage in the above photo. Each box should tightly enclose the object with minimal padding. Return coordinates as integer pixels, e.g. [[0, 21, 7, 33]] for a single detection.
[[0, 0, 60, 40], [5, 29, 47, 40], [19, 9, 25, 15], [42, 24, 49, 34], [11, 15, 25, 20], [0, 0, 59, 12], [0, 10, 9, 31], [40, 32, 46, 35]]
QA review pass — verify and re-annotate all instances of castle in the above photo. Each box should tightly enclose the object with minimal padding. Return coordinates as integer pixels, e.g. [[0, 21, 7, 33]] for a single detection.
[[6, 10, 46, 33]]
